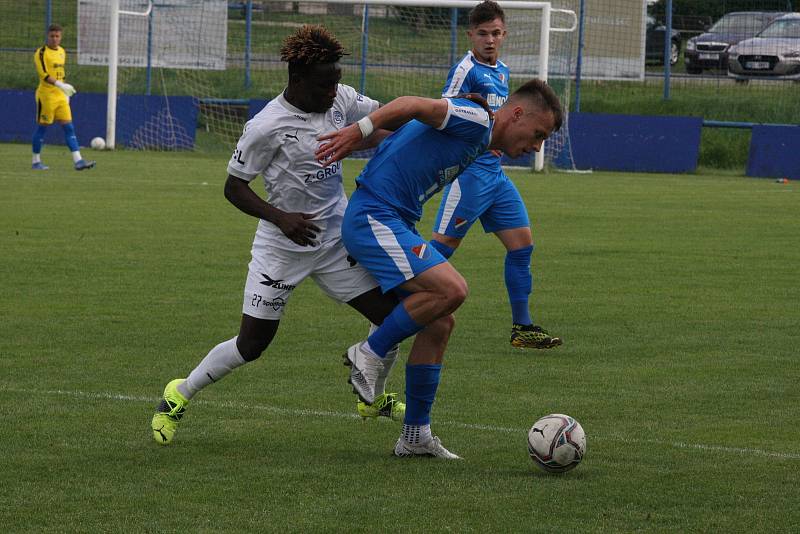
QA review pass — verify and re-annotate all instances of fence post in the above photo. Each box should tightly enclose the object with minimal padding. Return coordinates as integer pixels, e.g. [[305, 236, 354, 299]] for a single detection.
[[574, 0, 586, 112], [146, 8, 153, 95], [360, 5, 369, 95], [663, 0, 672, 100], [450, 8, 458, 67], [245, 0, 252, 89], [45, 0, 52, 36]]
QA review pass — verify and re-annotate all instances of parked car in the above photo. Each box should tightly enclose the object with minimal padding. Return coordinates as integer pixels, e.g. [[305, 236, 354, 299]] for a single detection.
[[645, 15, 681, 65], [684, 11, 788, 74], [728, 13, 800, 80]]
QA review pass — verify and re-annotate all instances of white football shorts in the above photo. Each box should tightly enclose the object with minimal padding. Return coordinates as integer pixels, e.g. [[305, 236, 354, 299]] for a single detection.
[[242, 239, 379, 320]]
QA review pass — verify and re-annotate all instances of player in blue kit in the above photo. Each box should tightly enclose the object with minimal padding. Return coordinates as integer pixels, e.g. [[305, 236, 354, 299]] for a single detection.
[[316, 78, 562, 458], [434, 1, 561, 350]]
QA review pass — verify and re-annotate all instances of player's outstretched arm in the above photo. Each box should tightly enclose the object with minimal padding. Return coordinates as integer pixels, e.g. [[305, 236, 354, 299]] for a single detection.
[[315, 96, 449, 164], [224, 175, 320, 247]]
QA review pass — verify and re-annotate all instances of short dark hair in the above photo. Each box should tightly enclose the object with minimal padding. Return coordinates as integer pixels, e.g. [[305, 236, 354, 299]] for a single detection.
[[47, 24, 63, 33], [469, 1, 505, 27], [510, 79, 563, 132], [280, 25, 346, 76]]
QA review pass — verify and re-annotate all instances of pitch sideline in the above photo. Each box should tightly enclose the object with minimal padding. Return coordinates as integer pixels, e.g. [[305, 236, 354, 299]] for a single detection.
[[3, 385, 798, 460]]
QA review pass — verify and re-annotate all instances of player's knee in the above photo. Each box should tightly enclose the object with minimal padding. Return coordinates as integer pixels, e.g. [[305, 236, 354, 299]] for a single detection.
[[438, 276, 468, 313]]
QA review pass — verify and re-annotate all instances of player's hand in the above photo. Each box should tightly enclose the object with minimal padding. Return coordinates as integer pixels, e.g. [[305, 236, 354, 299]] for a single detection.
[[276, 212, 321, 247], [315, 124, 362, 164], [55, 81, 76, 97], [454, 93, 493, 119]]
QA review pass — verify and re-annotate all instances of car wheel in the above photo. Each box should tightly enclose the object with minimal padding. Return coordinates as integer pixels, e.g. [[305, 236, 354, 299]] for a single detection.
[[686, 66, 702, 75], [670, 42, 679, 65], [734, 78, 749, 85]]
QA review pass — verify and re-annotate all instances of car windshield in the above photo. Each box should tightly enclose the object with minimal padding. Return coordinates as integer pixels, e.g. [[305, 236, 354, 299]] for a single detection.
[[709, 14, 773, 34], [758, 19, 800, 38]]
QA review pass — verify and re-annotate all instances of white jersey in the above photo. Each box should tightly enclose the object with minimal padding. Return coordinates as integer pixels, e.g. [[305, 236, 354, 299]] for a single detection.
[[227, 84, 379, 252]]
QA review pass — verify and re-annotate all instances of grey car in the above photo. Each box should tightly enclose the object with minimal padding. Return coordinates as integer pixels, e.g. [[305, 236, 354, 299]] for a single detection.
[[684, 11, 787, 74], [728, 14, 800, 80]]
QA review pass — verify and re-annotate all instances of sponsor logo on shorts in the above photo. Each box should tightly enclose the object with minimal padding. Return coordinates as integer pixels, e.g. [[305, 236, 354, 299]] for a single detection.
[[454, 217, 468, 229], [259, 273, 296, 291], [250, 294, 286, 311], [411, 243, 430, 260]]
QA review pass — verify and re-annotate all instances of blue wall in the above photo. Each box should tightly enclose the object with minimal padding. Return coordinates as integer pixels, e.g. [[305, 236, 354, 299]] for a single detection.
[[747, 125, 800, 180], [563, 113, 703, 173], [0, 90, 197, 149]]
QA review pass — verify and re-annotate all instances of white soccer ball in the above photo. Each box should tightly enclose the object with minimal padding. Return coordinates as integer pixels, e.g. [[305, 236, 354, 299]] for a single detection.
[[527, 413, 586, 473], [90, 137, 106, 150]]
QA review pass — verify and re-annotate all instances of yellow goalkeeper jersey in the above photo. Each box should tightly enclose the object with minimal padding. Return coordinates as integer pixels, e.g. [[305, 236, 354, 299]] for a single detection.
[[34, 45, 66, 95]]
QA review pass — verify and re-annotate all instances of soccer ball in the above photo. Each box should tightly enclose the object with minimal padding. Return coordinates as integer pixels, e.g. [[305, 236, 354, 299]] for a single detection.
[[527, 414, 586, 473], [90, 137, 106, 150]]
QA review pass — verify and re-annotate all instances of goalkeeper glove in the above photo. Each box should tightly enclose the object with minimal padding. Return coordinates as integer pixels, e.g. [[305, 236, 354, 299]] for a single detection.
[[55, 80, 76, 97]]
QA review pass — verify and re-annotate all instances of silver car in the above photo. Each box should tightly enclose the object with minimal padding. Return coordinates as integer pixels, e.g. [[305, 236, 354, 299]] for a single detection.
[[728, 13, 800, 80]]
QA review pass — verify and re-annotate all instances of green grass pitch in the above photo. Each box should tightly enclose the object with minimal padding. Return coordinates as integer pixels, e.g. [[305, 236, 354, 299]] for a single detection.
[[1, 143, 798, 531]]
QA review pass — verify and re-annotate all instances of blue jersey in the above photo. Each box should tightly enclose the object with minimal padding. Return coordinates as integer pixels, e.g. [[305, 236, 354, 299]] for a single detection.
[[442, 51, 509, 173], [354, 98, 492, 223]]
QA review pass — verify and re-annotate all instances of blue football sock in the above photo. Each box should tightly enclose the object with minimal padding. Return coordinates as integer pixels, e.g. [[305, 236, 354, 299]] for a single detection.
[[505, 245, 534, 325], [367, 303, 423, 357], [404, 363, 441, 426], [429, 239, 455, 259], [62, 122, 80, 153], [32, 124, 47, 154]]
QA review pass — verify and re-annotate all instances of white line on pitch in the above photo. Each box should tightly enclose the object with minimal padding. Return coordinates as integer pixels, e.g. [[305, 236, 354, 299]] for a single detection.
[[3, 386, 799, 460]]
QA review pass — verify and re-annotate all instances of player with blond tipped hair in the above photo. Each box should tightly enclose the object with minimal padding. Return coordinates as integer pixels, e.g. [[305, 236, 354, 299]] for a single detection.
[[150, 25, 404, 445]]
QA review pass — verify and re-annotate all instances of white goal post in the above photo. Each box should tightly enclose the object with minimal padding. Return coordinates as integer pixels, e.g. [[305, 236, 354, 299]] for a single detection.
[[106, 0, 152, 149]]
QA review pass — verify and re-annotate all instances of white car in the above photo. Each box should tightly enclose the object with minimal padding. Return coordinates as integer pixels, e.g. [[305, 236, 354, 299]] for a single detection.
[[728, 13, 800, 80]]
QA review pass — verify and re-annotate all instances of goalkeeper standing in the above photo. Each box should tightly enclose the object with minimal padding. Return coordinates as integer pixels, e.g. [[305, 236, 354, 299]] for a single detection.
[[32, 24, 95, 171]]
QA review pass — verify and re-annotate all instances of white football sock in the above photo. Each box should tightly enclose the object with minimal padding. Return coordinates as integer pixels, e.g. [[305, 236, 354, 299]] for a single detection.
[[71, 151, 82, 163], [368, 322, 398, 395], [178, 337, 246, 399], [32, 153, 42, 164], [402, 424, 432, 445]]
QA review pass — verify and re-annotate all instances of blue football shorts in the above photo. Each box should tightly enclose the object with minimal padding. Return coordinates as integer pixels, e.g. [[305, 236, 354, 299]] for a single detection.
[[433, 167, 530, 238], [342, 189, 447, 293]]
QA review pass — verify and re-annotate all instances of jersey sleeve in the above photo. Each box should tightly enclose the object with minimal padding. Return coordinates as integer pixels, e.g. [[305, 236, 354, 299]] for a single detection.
[[339, 84, 380, 123], [437, 98, 491, 141], [442, 61, 475, 97], [34, 47, 49, 82], [227, 121, 278, 182]]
